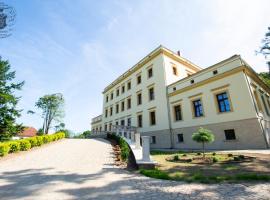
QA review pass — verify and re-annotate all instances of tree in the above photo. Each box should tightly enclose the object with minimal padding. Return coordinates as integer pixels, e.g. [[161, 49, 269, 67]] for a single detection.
[[257, 27, 270, 73], [82, 130, 91, 138], [192, 127, 215, 159], [30, 93, 64, 134], [55, 122, 65, 132], [0, 58, 24, 141], [258, 72, 270, 88]]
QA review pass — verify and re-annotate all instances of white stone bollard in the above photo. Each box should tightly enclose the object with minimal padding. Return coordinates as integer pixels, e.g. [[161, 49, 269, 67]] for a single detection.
[[121, 129, 125, 137], [135, 133, 141, 149], [131, 132, 135, 143], [116, 129, 119, 136], [142, 136, 151, 161]]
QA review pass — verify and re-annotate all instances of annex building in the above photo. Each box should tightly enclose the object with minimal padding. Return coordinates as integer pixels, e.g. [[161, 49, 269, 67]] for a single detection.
[[91, 45, 270, 150]]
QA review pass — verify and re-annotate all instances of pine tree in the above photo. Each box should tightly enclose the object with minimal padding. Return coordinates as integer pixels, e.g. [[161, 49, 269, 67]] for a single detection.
[[0, 57, 24, 141]]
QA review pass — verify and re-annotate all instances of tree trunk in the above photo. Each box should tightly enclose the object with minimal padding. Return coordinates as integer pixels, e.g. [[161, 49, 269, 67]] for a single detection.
[[202, 142, 205, 159]]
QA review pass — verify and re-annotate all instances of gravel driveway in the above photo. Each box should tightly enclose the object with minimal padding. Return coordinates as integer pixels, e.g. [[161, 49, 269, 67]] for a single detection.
[[0, 138, 269, 200]]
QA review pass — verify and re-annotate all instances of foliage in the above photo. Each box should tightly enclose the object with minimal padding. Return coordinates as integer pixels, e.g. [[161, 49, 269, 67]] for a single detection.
[[192, 127, 215, 158], [0, 132, 65, 157], [8, 141, 20, 153], [140, 168, 170, 180], [37, 128, 44, 136], [258, 72, 270, 88], [107, 133, 130, 161], [0, 143, 10, 156], [213, 157, 218, 163], [82, 130, 91, 138], [257, 27, 270, 72], [55, 123, 65, 132], [29, 93, 64, 134], [173, 155, 179, 161], [19, 139, 31, 151], [0, 58, 24, 141]]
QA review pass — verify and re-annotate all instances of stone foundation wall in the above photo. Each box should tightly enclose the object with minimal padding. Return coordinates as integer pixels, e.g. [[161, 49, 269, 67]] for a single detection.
[[141, 118, 268, 150]]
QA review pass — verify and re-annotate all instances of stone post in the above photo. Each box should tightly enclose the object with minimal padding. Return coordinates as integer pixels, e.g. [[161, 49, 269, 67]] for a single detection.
[[121, 129, 125, 137], [131, 131, 135, 143], [142, 136, 151, 161], [135, 133, 141, 149]]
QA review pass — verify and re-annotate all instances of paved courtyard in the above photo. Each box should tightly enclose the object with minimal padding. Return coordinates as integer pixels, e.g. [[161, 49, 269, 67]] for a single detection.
[[0, 139, 269, 200]]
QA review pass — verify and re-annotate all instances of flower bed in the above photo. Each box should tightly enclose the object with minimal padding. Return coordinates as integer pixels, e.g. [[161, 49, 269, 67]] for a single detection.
[[0, 132, 65, 157]]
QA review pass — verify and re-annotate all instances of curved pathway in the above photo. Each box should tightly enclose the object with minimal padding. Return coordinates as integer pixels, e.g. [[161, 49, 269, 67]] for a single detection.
[[0, 139, 269, 200]]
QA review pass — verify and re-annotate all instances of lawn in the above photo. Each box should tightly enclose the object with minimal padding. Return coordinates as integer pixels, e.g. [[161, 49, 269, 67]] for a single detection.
[[140, 151, 270, 183]]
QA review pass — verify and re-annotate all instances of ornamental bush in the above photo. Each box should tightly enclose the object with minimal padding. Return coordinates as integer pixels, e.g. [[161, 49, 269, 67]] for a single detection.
[[8, 141, 20, 153], [36, 136, 44, 146], [19, 139, 31, 151], [27, 137, 38, 147], [0, 143, 10, 156]]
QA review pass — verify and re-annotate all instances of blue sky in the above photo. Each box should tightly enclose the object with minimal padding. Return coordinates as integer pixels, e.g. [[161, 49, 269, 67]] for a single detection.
[[0, 0, 269, 133]]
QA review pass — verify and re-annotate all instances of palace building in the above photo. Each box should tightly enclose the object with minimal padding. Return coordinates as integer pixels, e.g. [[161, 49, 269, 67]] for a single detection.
[[91, 45, 270, 150]]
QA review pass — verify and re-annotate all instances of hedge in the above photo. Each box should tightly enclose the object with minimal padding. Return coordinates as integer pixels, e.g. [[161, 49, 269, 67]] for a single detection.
[[0, 132, 65, 157], [107, 133, 130, 161]]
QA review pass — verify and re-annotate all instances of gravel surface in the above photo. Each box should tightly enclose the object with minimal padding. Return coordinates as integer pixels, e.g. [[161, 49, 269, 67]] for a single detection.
[[0, 138, 269, 200]]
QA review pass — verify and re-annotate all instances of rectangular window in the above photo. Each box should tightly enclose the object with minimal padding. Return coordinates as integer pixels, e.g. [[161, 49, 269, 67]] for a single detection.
[[104, 124, 107, 131], [106, 95, 109, 102], [148, 68, 153, 78], [110, 107, 113, 116], [109, 123, 112, 131], [127, 118, 131, 126], [151, 136, 156, 144], [149, 87, 155, 101], [127, 81, 131, 90], [105, 109, 108, 118], [150, 111, 156, 126], [177, 133, 184, 143], [174, 105, 182, 121], [116, 104, 119, 113], [253, 90, 263, 112], [122, 85, 125, 94], [261, 95, 270, 116], [193, 99, 204, 117], [137, 93, 142, 105], [121, 120, 125, 126], [115, 121, 119, 126], [116, 89, 119, 96], [173, 66, 178, 76], [216, 92, 231, 113], [121, 101, 125, 111], [224, 129, 236, 140], [137, 75, 141, 84], [110, 93, 113, 100], [137, 114, 142, 128], [127, 98, 131, 109]]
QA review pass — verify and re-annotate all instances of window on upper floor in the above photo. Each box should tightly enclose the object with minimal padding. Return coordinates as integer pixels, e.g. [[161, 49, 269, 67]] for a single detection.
[[106, 95, 109, 102], [137, 93, 142, 105], [148, 68, 153, 78], [149, 110, 156, 126], [172, 66, 178, 76], [174, 105, 182, 121], [149, 87, 155, 101], [116, 104, 119, 114], [137, 114, 142, 128], [110, 107, 113, 116], [127, 81, 131, 90], [224, 129, 236, 140], [122, 85, 125, 94], [216, 92, 231, 113], [127, 118, 131, 127], [213, 70, 218, 75], [137, 75, 141, 84], [116, 89, 120, 96], [192, 99, 204, 117], [105, 109, 108, 118], [261, 95, 270, 116], [104, 124, 107, 131], [127, 98, 131, 109], [115, 121, 119, 126], [253, 90, 263, 113], [121, 101, 125, 111], [110, 92, 113, 100], [121, 119, 125, 126]]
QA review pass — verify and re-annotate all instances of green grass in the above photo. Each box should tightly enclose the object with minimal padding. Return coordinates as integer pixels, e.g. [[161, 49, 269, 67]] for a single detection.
[[150, 150, 184, 155], [139, 168, 270, 183]]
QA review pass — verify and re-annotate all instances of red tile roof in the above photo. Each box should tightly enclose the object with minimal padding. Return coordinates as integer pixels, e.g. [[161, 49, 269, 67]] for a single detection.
[[18, 127, 37, 137]]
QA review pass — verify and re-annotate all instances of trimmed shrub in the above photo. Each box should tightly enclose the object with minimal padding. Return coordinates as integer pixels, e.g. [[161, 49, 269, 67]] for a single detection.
[[19, 140, 31, 151], [228, 153, 233, 157], [182, 154, 187, 157], [173, 155, 179, 161], [197, 152, 201, 156], [213, 157, 218, 163], [36, 136, 44, 146], [0, 143, 10, 157], [8, 141, 20, 153], [212, 152, 216, 156], [27, 137, 38, 147]]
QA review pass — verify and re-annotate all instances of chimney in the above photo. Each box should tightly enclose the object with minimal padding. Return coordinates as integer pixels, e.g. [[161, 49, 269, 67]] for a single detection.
[[177, 50, 181, 56]]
